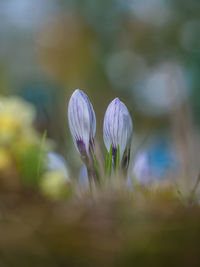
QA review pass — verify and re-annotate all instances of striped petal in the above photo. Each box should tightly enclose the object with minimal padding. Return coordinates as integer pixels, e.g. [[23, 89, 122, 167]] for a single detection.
[[103, 98, 133, 161], [68, 89, 96, 157]]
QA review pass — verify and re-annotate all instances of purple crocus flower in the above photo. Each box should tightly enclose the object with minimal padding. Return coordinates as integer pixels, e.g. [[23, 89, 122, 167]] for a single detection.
[[68, 89, 96, 158], [103, 98, 133, 167]]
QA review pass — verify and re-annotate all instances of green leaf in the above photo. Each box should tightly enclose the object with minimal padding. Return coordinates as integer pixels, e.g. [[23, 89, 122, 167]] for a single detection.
[[20, 145, 44, 186], [37, 129, 47, 178], [115, 144, 120, 170], [106, 145, 112, 176]]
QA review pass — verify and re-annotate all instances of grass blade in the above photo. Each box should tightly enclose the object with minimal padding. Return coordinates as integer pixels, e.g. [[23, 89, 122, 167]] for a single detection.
[[37, 129, 47, 178], [106, 145, 112, 176]]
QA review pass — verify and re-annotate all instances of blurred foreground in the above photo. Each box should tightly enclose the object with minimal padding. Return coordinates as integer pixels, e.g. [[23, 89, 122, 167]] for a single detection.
[[0, 187, 200, 267]]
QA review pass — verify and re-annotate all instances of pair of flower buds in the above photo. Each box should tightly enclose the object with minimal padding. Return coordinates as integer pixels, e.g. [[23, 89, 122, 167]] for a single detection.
[[68, 89, 133, 171]]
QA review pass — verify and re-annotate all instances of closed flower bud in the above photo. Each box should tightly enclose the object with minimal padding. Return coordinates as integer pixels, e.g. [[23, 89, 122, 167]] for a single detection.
[[103, 98, 133, 168], [68, 89, 96, 159]]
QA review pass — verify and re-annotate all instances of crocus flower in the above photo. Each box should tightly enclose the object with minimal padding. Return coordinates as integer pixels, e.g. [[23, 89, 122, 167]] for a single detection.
[[68, 89, 96, 159], [103, 98, 133, 168]]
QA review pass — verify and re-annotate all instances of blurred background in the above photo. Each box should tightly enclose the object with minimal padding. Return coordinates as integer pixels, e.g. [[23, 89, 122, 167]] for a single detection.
[[1, 0, 200, 188]]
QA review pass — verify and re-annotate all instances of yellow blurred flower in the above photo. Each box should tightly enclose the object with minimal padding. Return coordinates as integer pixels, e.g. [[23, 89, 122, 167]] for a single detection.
[[0, 96, 51, 187], [0, 148, 11, 170], [40, 171, 71, 200], [0, 96, 36, 144]]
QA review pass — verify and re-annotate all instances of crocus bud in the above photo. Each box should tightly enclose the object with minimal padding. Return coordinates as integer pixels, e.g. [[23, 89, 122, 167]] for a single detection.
[[103, 98, 133, 169], [68, 89, 96, 159]]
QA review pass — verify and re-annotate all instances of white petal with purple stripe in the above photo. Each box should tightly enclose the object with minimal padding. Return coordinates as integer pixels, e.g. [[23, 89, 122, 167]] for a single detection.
[[68, 89, 96, 157], [103, 98, 133, 161]]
